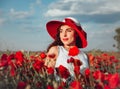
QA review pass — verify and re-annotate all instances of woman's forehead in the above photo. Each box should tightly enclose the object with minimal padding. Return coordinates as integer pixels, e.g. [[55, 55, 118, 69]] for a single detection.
[[59, 25, 72, 29]]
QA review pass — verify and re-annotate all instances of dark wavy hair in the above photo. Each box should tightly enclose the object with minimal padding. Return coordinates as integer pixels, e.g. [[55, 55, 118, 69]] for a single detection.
[[47, 28, 82, 52]]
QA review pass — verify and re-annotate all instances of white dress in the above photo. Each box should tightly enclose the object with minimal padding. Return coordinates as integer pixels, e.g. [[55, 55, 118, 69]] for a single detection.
[[55, 46, 89, 77]]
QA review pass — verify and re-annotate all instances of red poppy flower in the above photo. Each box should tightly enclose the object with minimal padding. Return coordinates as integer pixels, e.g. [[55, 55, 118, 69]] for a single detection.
[[47, 85, 54, 89], [67, 57, 82, 67], [47, 67, 54, 75], [57, 65, 70, 79], [95, 83, 103, 89], [85, 68, 90, 78], [48, 54, 56, 58], [87, 53, 95, 66], [58, 86, 63, 89], [68, 46, 80, 56], [15, 51, 23, 60], [104, 85, 111, 89], [93, 70, 104, 81], [33, 60, 44, 72], [8, 54, 15, 60], [1, 54, 8, 61], [10, 67, 16, 77], [108, 73, 120, 89], [70, 80, 82, 89], [15, 51, 24, 66], [17, 81, 26, 89], [10, 62, 16, 77], [40, 52, 46, 59], [67, 57, 74, 63], [0, 54, 8, 67], [73, 59, 82, 66], [74, 66, 80, 76]]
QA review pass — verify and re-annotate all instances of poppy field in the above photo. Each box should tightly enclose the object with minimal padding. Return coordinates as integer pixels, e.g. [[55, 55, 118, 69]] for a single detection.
[[0, 49, 120, 89]]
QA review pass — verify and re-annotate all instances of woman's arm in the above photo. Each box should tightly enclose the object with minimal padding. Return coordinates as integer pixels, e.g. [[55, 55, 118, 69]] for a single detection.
[[44, 46, 58, 68]]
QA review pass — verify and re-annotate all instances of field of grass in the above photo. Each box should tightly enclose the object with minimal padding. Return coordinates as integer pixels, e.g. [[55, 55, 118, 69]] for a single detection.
[[0, 49, 120, 89], [0, 49, 119, 59]]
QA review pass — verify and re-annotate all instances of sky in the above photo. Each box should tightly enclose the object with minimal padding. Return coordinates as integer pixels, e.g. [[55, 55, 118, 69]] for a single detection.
[[0, 0, 120, 51]]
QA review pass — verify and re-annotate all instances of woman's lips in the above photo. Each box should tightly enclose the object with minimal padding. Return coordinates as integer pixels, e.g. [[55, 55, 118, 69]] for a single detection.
[[63, 38, 68, 41]]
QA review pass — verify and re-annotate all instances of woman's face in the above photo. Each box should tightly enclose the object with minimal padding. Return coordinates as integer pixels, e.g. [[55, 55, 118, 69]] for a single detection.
[[59, 25, 77, 46]]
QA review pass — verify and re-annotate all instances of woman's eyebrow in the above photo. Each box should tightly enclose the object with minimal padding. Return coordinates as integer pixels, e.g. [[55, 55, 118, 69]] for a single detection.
[[59, 28, 62, 31], [66, 28, 74, 30]]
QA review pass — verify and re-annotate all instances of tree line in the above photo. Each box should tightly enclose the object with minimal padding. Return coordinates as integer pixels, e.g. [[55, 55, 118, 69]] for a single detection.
[[114, 27, 120, 51]]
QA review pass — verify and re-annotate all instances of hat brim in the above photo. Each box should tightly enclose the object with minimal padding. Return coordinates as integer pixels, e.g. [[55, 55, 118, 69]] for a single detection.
[[46, 20, 87, 48], [46, 21, 64, 39]]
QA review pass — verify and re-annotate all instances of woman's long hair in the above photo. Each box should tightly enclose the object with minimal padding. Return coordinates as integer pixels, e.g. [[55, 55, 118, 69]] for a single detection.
[[47, 28, 82, 52]]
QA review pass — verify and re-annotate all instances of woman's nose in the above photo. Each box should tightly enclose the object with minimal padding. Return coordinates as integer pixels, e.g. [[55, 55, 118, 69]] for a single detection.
[[63, 32, 67, 37]]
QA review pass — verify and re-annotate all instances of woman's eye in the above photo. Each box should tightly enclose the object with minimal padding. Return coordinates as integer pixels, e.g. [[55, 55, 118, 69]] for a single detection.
[[68, 30, 71, 32], [59, 29, 62, 33], [67, 28, 72, 32], [60, 30, 62, 33]]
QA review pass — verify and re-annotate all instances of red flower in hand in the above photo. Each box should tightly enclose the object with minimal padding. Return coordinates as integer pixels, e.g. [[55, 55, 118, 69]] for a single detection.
[[48, 54, 56, 58], [68, 46, 80, 56]]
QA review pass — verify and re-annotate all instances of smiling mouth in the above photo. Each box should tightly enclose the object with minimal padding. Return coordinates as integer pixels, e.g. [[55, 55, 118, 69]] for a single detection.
[[63, 38, 68, 41]]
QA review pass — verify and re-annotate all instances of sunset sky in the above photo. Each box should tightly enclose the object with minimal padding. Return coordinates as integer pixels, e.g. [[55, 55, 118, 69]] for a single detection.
[[0, 0, 120, 51]]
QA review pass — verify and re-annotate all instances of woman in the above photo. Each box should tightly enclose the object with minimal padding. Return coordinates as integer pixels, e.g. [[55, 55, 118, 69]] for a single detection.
[[45, 17, 89, 76]]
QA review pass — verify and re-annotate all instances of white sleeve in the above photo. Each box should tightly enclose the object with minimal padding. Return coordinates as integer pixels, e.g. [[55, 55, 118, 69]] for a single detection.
[[80, 52, 89, 74]]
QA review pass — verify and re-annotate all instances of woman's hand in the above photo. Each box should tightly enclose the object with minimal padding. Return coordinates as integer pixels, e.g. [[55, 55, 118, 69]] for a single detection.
[[45, 54, 56, 68]]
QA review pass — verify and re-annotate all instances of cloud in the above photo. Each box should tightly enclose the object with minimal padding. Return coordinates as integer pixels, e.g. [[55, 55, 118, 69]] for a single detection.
[[46, 0, 120, 15], [45, 0, 120, 23], [45, 9, 75, 17], [36, 0, 41, 4], [30, 0, 42, 10], [5, 0, 42, 30], [0, 18, 6, 26], [9, 8, 34, 19], [0, 9, 7, 26], [9, 0, 41, 19]]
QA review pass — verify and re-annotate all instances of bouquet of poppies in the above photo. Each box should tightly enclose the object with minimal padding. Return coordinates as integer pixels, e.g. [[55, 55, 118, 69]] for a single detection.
[[0, 47, 120, 89]]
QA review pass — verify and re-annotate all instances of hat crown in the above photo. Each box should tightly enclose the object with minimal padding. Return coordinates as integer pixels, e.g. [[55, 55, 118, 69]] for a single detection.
[[63, 17, 80, 26]]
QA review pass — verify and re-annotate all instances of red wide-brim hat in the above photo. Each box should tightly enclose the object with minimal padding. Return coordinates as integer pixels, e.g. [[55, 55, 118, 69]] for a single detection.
[[46, 17, 87, 48]]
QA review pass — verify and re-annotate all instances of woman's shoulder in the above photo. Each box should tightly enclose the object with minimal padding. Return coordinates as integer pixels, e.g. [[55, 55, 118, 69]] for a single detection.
[[47, 46, 58, 55], [79, 51, 88, 59], [79, 51, 90, 65]]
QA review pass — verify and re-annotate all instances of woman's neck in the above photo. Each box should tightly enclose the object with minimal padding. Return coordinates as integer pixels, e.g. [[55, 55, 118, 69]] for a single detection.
[[63, 45, 75, 51]]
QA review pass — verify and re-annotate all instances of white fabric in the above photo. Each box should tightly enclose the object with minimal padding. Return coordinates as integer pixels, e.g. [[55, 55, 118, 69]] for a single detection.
[[55, 46, 89, 76]]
